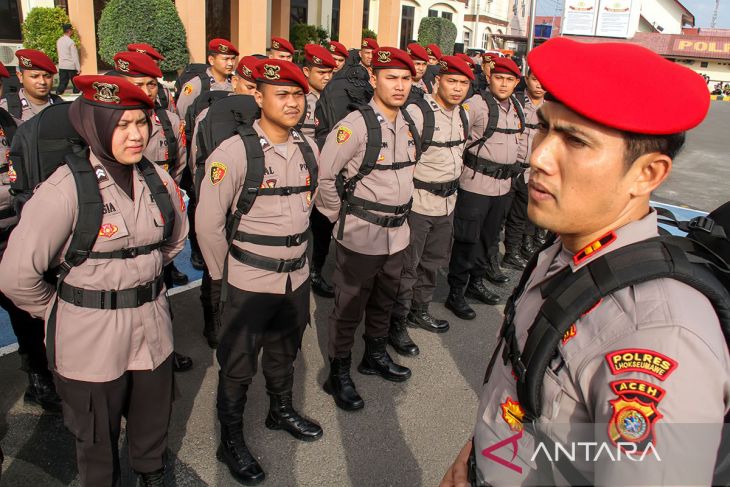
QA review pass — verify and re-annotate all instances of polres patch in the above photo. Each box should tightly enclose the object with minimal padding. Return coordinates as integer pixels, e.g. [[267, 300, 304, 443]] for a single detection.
[[606, 349, 678, 381]]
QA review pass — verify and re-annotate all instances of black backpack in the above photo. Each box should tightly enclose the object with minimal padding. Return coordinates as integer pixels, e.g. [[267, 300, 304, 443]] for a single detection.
[[465, 89, 526, 154], [421, 64, 441, 94], [174, 63, 210, 104], [184, 90, 230, 164], [406, 96, 468, 153], [2, 92, 63, 120], [0, 107, 17, 161], [153, 106, 179, 171], [494, 204, 730, 485], [192, 94, 260, 196], [314, 63, 374, 149]]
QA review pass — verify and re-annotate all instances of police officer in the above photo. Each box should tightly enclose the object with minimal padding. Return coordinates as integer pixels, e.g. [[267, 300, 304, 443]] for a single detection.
[[269, 36, 295, 61], [426, 44, 443, 65], [406, 43, 430, 96], [128, 42, 176, 112], [502, 69, 545, 269], [197, 59, 322, 485], [328, 41, 349, 72], [0, 75, 189, 486], [445, 57, 524, 321], [188, 55, 259, 349], [300, 44, 336, 140], [360, 38, 379, 75], [0, 49, 62, 125], [176, 38, 237, 122], [389, 56, 473, 357], [317, 47, 421, 411], [441, 38, 726, 487]]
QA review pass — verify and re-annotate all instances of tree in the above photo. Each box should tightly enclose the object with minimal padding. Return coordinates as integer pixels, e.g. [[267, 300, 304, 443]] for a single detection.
[[289, 23, 329, 51], [417, 17, 458, 56], [22, 7, 79, 64], [362, 28, 378, 40], [97, 0, 188, 73]]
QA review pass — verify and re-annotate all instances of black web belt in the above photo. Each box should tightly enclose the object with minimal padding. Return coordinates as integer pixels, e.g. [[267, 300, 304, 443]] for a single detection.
[[343, 192, 411, 228], [373, 160, 416, 171], [58, 273, 165, 309], [429, 139, 466, 148], [413, 178, 459, 197], [464, 152, 521, 180], [229, 245, 307, 273], [233, 230, 308, 247], [86, 242, 163, 260]]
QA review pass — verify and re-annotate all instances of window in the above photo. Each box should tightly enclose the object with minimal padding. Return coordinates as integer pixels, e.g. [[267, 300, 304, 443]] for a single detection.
[[483, 31, 490, 50], [0, 0, 22, 42], [331, 0, 341, 40], [464, 30, 471, 48], [400, 5, 415, 49], [442, 12, 453, 21], [363, 0, 370, 28], [291, 0, 308, 25], [701, 61, 709, 68], [428, 9, 439, 17]]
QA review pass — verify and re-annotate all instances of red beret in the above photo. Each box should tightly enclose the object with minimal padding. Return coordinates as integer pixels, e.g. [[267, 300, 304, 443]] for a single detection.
[[438, 56, 475, 80], [372, 47, 416, 77], [426, 44, 443, 60], [528, 37, 710, 134], [328, 41, 348, 58], [208, 38, 239, 56], [113, 52, 162, 78], [406, 43, 429, 63], [491, 57, 521, 77], [361, 38, 379, 50], [15, 49, 57, 74], [254, 59, 309, 94], [271, 37, 295, 55], [235, 56, 259, 82], [74, 75, 154, 110], [455, 53, 475, 68], [127, 43, 165, 61], [0, 61, 9, 78], [304, 44, 336, 69]]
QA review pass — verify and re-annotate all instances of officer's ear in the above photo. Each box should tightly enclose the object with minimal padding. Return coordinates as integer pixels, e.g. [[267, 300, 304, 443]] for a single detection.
[[302, 66, 310, 78], [626, 151, 672, 198], [207, 53, 216, 66], [254, 83, 265, 108], [16, 70, 22, 83]]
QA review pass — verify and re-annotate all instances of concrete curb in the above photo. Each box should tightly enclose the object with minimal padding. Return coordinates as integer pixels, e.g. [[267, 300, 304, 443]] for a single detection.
[[710, 95, 730, 101]]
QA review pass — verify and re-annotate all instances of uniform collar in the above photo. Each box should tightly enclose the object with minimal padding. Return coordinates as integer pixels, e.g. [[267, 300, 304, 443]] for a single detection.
[[368, 99, 407, 132], [524, 95, 544, 110], [89, 152, 116, 190], [425, 93, 456, 115], [253, 119, 303, 161]]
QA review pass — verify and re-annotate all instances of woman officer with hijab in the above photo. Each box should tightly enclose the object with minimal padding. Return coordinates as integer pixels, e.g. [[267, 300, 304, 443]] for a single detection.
[[0, 75, 189, 486]]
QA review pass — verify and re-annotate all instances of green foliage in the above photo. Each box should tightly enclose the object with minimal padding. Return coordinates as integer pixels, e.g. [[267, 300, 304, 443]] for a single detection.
[[289, 23, 329, 51], [98, 0, 188, 73], [22, 7, 79, 64], [417, 17, 457, 55], [362, 28, 377, 40]]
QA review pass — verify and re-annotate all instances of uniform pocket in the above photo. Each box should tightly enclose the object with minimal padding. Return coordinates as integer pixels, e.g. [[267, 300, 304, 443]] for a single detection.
[[97, 212, 130, 241], [55, 378, 95, 443], [453, 207, 481, 244]]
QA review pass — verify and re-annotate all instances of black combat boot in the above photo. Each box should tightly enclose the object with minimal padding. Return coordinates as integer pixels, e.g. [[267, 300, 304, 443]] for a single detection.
[[388, 315, 419, 356], [502, 248, 528, 270], [407, 303, 449, 333], [445, 287, 476, 320], [190, 241, 206, 271], [217, 422, 265, 485], [168, 262, 189, 286], [323, 355, 364, 411], [173, 351, 193, 373], [310, 266, 335, 298], [485, 254, 510, 284], [265, 377, 323, 442], [202, 303, 220, 349], [358, 335, 412, 382], [138, 468, 165, 486], [25, 372, 62, 413], [520, 234, 538, 259], [465, 277, 501, 305]]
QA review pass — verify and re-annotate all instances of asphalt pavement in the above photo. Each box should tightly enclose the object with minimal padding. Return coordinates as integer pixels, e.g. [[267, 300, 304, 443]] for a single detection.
[[0, 102, 729, 487]]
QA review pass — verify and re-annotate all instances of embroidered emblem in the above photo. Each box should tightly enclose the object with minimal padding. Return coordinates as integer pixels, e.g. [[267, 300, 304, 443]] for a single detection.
[[336, 126, 352, 144], [500, 397, 525, 432], [608, 389, 664, 451], [377, 50, 392, 63], [313, 55, 322, 65], [174, 183, 186, 211], [94, 165, 109, 183], [272, 40, 281, 50], [562, 324, 577, 345], [218, 44, 229, 53], [606, 349, 678, 381], [210, 162, 227, 185], [98, 223, 119, 238], [574, 231, 617, 265], [263, 64, 281, 80], [463, 103, 470, 111], [241, 64, 253, 78], [135, 48, 147, 54], [183, 83, 193, 95], [116, 59, 130, 73], [329, 44, 336, 52], [7, 164, 16, 183], [19, 56, 32, 68], [362, 40, 368, 47], [92, 82, 121, 104]]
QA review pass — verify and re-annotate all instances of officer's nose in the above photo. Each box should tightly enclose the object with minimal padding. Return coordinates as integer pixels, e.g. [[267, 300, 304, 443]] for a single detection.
[[530, 131, 557, 175]]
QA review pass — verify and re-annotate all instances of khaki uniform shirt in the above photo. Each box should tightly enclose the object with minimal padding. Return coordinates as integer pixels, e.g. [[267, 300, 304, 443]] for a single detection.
[[144, 109, 187, 184], [517, 96, 544, 184], [316, 99, 421, 256], [301, 91, 319, 139], [196, 120, 318, 294], [473, 210, 730, 486], [405, 94, 466, 217], [0, 153, 189, 382], [0, 89, 55, 125], [460, 92, 522, 196], [176, 68, 232, 123], [56, 35, 80, 72]]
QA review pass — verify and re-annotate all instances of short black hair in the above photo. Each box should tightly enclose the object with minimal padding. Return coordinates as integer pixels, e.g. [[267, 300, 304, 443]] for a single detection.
[[62, 23, 72, 32], [622, 131, 685, 166]]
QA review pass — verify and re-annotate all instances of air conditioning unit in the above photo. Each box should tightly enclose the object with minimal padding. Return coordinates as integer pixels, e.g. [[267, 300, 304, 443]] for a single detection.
[[0, 43, 23, 66]]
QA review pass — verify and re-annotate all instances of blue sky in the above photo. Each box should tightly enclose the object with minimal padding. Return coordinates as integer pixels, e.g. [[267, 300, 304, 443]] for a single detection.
[[536, 0, 729, 29]]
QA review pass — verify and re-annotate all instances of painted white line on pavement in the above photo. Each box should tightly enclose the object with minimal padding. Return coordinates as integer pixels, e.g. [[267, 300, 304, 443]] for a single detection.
[[0, 343, 19, 357]]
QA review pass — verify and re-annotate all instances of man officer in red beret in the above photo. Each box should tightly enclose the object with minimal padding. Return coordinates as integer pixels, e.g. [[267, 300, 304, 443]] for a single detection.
[[300, 44, 336, 140], [128, 42, 177, 111], [197, 59, 322, 485], [360, 38, 379, 75], [407, 43, 430, 96], [0, 49, 63, 125], [441, 37, 725, 487], [269, 36, 295, 61], [317, 47, 423, 411], [445, 56, 525, 320], [328, 41, 349, 72]]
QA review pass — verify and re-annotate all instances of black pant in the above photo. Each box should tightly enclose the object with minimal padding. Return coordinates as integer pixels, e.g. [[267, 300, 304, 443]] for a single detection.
[[0, 291, 49, 375], [310, 205, 335, 271], [447, 189, 511, 289], [503, 173, 533, 251], [54, 354, 174, 486], [328, 242, 405, 358], [56, 69, 78, 95], [216, 281, 310, 425], [393, 211, 454, 318]]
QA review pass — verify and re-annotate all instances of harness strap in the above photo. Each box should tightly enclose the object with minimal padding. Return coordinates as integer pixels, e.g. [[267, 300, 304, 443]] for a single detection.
[[58, 273, 164, 309], [229, 245, 307, 273]]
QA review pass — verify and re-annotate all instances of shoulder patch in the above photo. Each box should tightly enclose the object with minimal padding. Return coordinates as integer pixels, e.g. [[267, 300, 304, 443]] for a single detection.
[[98, 223, 119, 238], [606, 349, 678, 381], [94, 165, 109, 183], [500, 397, 525, 432], [183, 83, 193, 95], [336, 126, 352, 144], [210, 162, 227, 185], [463, 103, 469, 112]]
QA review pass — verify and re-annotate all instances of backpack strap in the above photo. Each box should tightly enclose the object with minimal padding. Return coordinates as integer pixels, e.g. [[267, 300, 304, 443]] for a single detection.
[[412, 97, 435, 153], [5, 93, 21, 120], [158, 87, 169, 110], [137, 158, 175, 241], [0, 107, 17, 147], [199, 72, 212, 94], [49, 94, 64, 105], [466, 90, 524, 154], [154, 106, 178, 169], [400, 106, 422, 162], [459, 104, 469, 141], [356, 105, 384, 182]]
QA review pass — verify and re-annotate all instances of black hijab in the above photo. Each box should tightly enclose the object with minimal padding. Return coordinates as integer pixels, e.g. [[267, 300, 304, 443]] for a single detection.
[[68, 99, 149, 199]]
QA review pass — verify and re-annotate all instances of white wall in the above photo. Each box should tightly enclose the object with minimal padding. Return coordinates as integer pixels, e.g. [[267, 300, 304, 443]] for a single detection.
[[20, 0, 55, 19], [640, 0, 684, 35]]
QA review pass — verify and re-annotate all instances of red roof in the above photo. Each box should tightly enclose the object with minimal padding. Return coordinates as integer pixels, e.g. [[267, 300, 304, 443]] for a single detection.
[[564, 33, 730, 61]]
